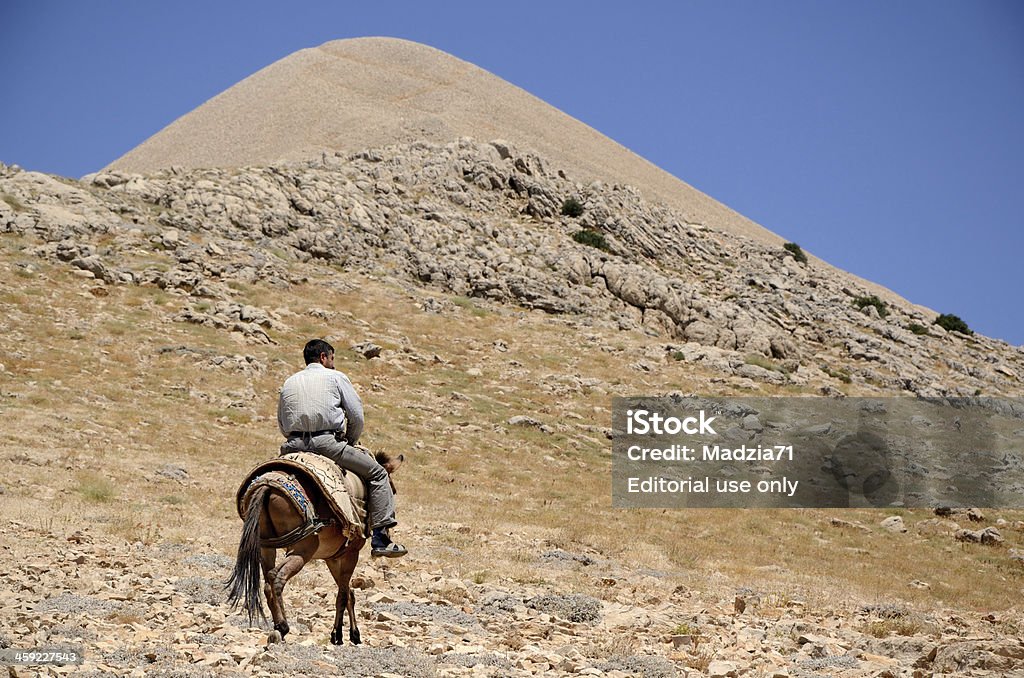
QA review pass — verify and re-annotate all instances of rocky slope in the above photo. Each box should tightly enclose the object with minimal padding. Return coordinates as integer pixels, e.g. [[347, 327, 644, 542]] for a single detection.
[[4, 138, 1022, 397], [3, 516, 1023, 678]]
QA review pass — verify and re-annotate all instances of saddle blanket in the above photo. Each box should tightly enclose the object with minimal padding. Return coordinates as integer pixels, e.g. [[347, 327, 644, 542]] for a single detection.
[[236, 452, 368, 541]]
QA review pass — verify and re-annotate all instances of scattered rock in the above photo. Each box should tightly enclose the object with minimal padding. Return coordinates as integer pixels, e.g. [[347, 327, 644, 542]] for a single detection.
[[174, 576, 223, 605], [598, 655, 678, 677], [155, 463, 189, 482], [508, 415, 541, 427], [182, 554, 234, 570], [740, 414, 763, 432], [935, 507, 985, 522], [351, 341, 382, 359], [955, 527, 1004, 545], [508, 414, 552, 434], [829, 517, 870, 532], [915, 518, 961, 536], [372, 601, 478, 627], [671, 634, 694, 648], [540, 549, 595, 566], [66, 530, 91, 544], [708, 660, 739, 677], [880, 516, 907, 533]]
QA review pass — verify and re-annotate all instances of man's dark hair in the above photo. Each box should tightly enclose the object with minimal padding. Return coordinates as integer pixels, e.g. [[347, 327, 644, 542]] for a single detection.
[[303, 339, 335, 365]]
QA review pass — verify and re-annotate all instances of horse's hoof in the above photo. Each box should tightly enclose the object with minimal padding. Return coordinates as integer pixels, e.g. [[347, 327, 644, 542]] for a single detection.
[[267, 630, 283, 645], [274, 621, 290, 638], [330, 630, 342, 646], [350, 628, 361, 645]]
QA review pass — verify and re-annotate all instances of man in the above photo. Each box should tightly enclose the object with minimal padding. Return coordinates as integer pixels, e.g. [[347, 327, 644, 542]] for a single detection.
[[278, 339, 407, 558]]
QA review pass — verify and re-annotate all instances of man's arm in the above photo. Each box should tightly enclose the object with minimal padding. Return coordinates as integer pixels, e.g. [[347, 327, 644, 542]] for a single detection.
[[277, 387, 289, 438], [336, 373, 364, 443]]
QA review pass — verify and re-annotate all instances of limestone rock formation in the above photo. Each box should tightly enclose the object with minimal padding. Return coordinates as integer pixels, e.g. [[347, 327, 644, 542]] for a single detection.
[[5, 138, 1022, 397]]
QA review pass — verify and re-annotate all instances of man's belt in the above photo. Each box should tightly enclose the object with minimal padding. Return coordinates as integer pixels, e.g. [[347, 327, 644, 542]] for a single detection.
[[287, 429, 340, 439]]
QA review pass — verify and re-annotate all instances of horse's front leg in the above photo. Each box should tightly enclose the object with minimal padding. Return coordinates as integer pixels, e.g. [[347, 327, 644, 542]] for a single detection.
[[326, 547, 362, 645], [346, 587, 360, 645]]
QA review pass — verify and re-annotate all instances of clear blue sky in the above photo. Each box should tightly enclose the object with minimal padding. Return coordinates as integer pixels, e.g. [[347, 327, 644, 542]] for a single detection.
[[2, 2, 1022, 346]]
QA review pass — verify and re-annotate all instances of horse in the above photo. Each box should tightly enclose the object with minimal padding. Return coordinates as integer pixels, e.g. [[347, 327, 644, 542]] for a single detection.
[[226, 450, 403, 645]]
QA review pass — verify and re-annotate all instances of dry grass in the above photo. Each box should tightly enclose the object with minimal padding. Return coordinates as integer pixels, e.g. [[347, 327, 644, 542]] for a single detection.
[[1, 193, 25, 212], [76, 473, 117, 502], [862, 616, 934, 638], [683, 648, 714, 672], [1, 234, 1022, 615], [580, 633, 639, 659]]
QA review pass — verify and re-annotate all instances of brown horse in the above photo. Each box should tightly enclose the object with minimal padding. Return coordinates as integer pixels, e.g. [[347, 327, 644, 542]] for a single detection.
[[226, 452, 403, 645]]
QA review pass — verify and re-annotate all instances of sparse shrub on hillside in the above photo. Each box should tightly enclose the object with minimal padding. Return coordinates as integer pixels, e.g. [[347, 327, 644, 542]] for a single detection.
[[822, 365, 852, 384], [671, 622, 700, 637], [452, 295, 489, 317], [861, 615, 932, 638], [572, 229, 610, 252], [527, 593, 601, 623], [853, 295, 889, 318], [783, 242, 807, 264], [561, 196, 584, 218], [77, 473, 117, 502], [908, 323, 929, 336], [744, 354, 789, 375], [935, 313, 972, 335], [600, 655, 681, 677]]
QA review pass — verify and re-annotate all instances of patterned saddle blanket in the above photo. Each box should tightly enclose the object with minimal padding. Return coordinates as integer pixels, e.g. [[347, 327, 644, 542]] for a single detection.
[[236, 452, 368, 542]]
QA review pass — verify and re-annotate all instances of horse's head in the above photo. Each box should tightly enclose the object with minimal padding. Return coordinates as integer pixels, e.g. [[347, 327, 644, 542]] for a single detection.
[[374, 451, 404, 494], [374, 451, 404, 475]]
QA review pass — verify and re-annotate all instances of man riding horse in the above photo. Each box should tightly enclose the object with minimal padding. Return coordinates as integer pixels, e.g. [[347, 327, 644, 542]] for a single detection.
[[277, 338, 407, 558]]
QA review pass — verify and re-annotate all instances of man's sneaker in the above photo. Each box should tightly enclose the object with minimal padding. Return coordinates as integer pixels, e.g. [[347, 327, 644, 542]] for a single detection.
[[370, 528, 408, 558]]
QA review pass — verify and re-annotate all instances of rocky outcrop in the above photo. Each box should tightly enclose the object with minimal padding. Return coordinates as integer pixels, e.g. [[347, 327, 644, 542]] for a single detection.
[[2, 139, 1021, 396]]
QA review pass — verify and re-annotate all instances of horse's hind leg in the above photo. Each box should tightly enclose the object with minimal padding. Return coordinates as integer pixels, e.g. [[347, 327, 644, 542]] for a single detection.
[[266, 537, 317, 639], [260, 497, 290, 637], [326, 547, 362, 645], [260, 546, 285, 634]]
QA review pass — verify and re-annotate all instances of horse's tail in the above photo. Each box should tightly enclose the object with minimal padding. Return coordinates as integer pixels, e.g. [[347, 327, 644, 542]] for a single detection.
[[226, 484, 268, 625]]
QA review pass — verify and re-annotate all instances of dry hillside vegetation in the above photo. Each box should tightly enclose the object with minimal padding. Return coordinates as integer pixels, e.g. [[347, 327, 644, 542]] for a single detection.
[[1, 142, 1023, 676]]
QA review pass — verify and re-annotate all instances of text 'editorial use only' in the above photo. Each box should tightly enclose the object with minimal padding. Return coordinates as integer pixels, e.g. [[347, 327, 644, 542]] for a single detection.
[[611, 396, 1024, 508]]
